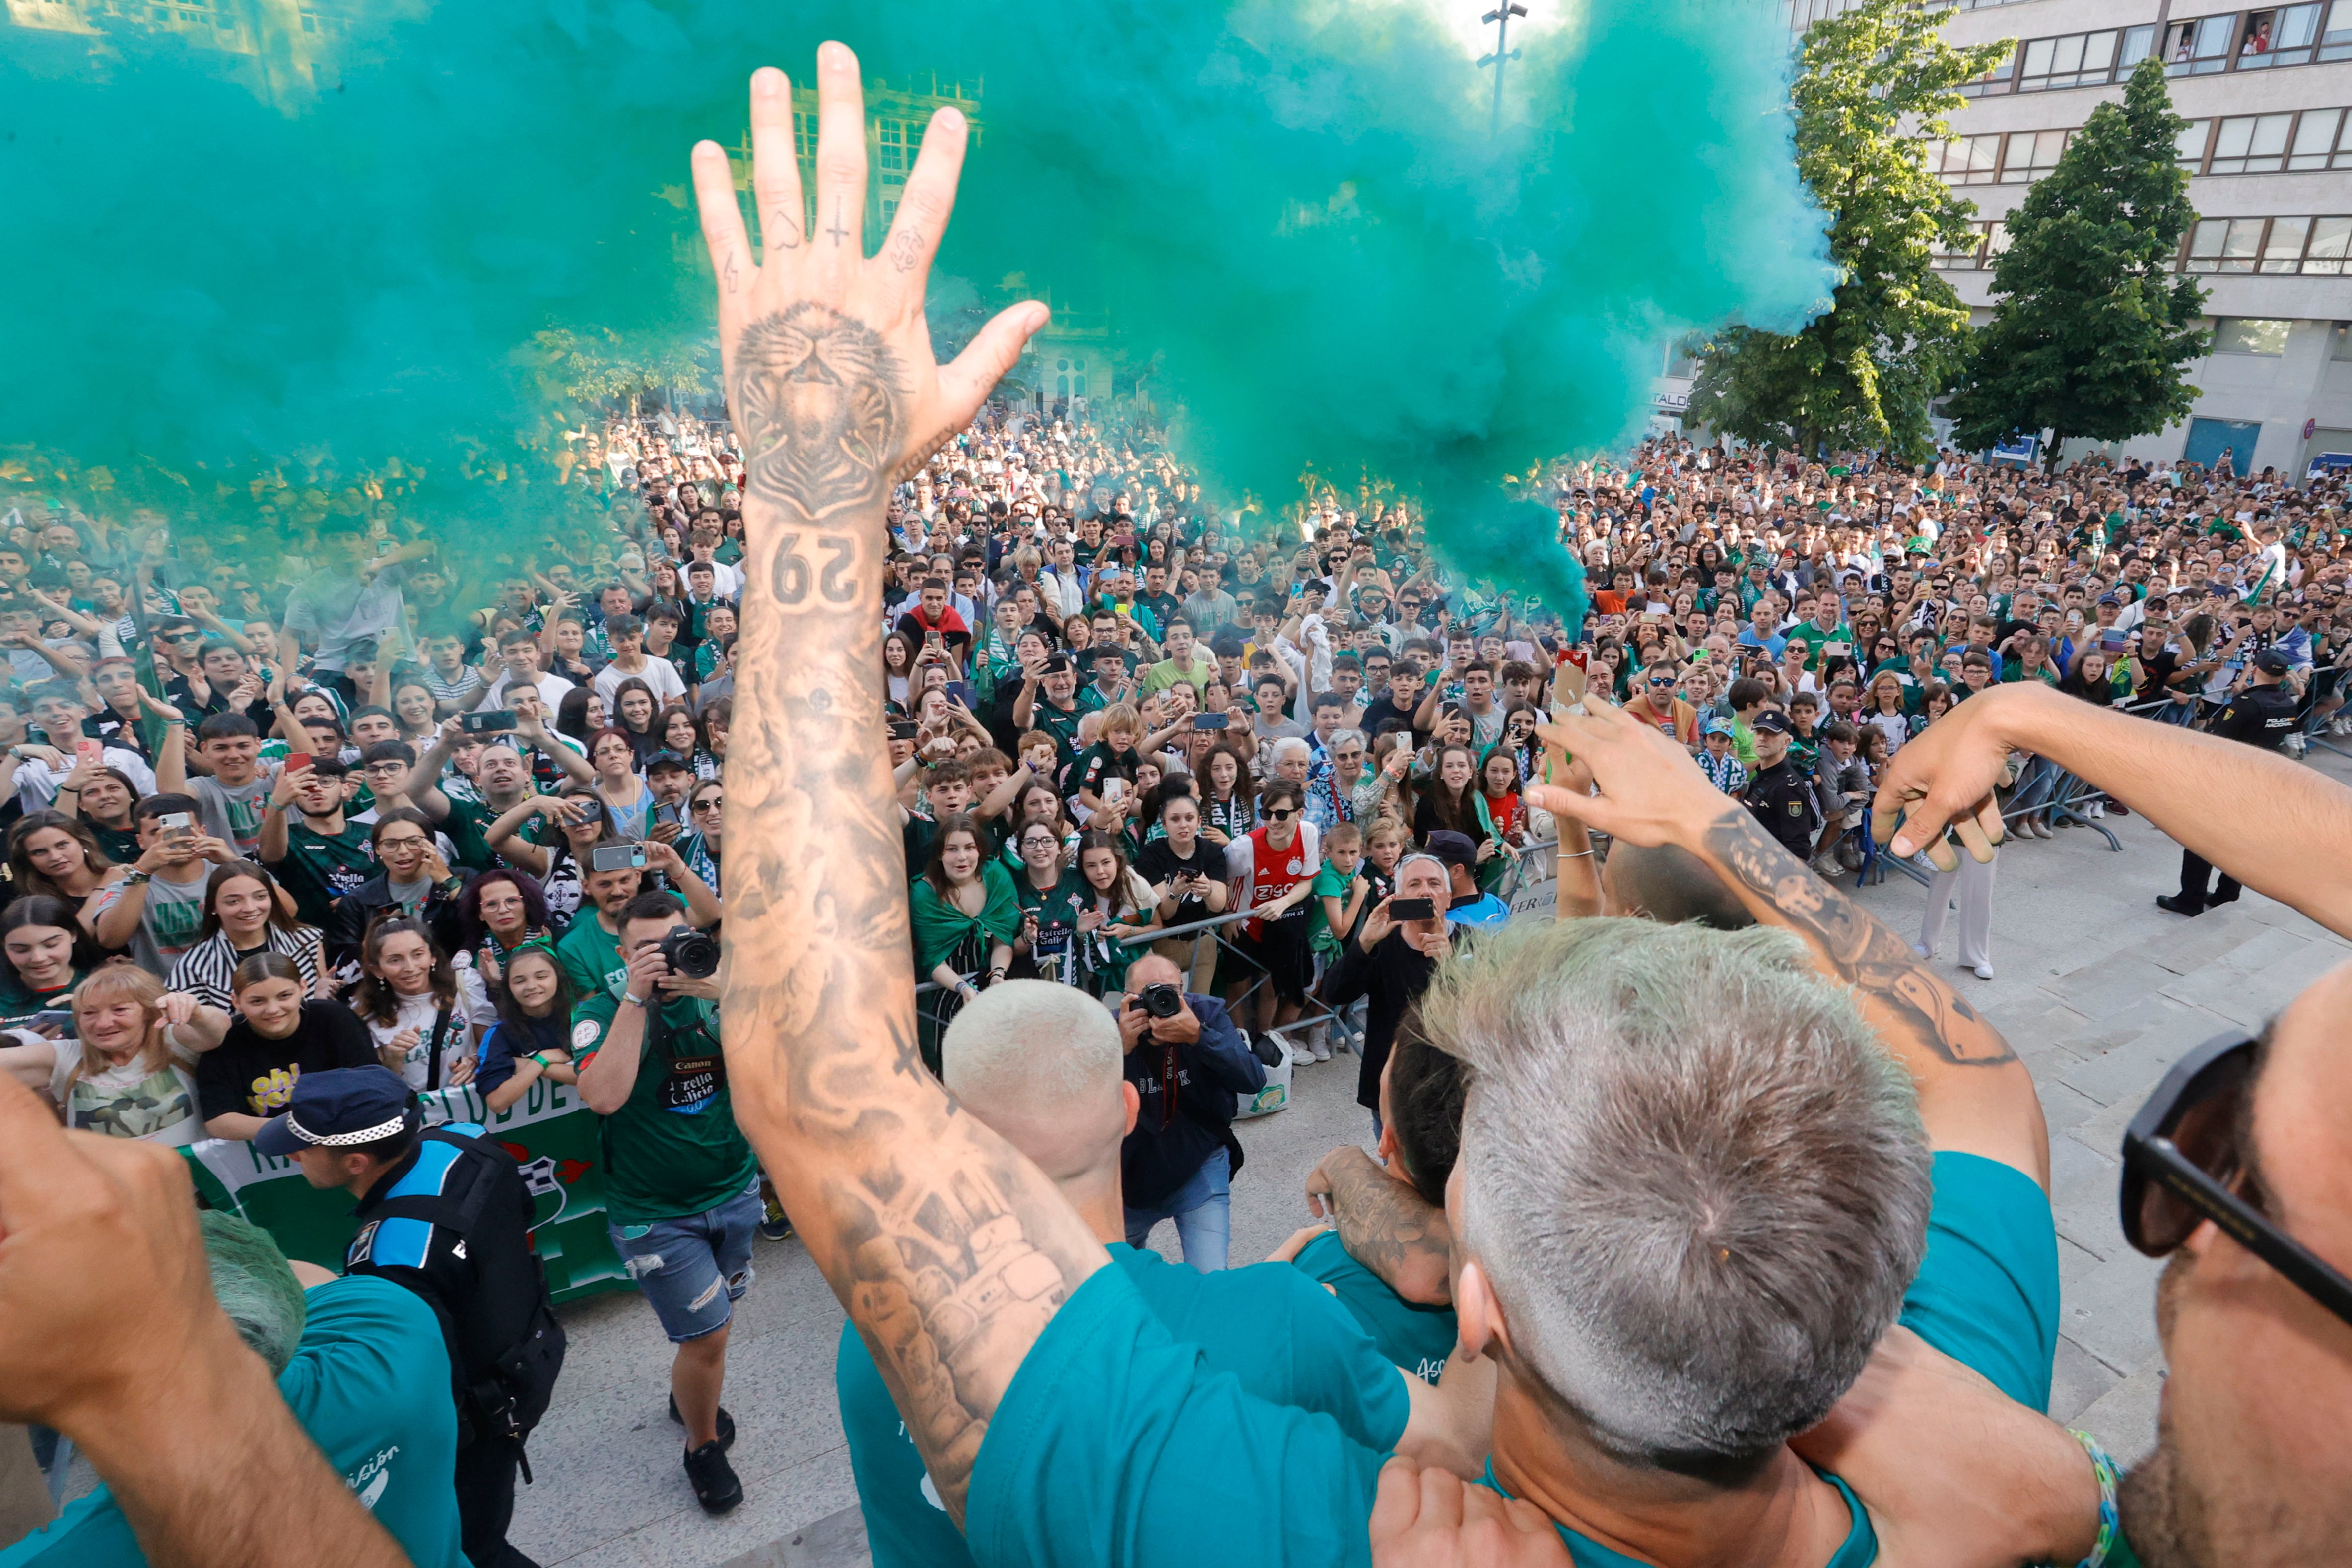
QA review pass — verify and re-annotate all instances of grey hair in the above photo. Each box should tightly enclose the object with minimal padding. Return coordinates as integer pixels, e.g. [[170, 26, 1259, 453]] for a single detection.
[[1327, 728, 1367, 752], [1270, 736, 1311, 765], [944, 980, 1121, 1112], [1425, 918, 1931, 1471], [200, 1210, 308, 1376]]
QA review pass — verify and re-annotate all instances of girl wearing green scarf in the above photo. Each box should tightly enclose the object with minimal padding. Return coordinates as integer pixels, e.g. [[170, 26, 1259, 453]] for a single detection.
[[909, 812, 1022, 1076]]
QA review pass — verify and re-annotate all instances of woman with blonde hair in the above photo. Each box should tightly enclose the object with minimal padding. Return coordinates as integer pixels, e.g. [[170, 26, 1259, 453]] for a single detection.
[[0, 958, 229, 1143]]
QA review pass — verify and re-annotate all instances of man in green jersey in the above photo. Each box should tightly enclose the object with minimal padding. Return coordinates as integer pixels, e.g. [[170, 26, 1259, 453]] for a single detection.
[[259, 756, 374, 928], [574, 893, 757, 1517]]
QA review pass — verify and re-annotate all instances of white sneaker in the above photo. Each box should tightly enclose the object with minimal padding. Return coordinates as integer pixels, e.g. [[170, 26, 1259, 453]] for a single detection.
[[1912, 942, 1931, 960], [1972, 963, 1995, 980], [2284, 733, 2309, 759], [1308, 1024, 1332, 1063], [1285, 1037, 1315, 1066]]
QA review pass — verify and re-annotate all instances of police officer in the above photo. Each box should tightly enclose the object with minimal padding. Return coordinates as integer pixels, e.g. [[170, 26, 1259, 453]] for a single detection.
[[270, 1067, 566, 1568], [1740, 708, 1819, 864], [2158, 646, 2303, 917]]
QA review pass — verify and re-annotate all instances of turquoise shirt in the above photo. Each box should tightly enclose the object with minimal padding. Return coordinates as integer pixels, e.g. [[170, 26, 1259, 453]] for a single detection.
[[0, 1276, 463, 1568], [964, 1151, 2059, 1568], [845, 1242, 1411, 1568], [1289, 1230, 1458, 1386]]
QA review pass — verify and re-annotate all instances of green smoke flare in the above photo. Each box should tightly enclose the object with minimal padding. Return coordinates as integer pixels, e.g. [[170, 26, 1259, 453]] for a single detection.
[[0, 0, 1830, 607]]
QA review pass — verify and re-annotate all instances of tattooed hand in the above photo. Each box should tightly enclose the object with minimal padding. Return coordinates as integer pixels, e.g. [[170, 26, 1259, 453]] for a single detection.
[[1533, 693, 2047, 1186], [691, 51, 1098, 1529], [1307, 1145, 1455, 1307]]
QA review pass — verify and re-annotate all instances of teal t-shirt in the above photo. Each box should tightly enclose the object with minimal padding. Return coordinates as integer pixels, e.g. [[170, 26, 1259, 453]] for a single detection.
[[1289, 1230, 1457, 1386], [0, 1276, 463, 1568], [966, 1262, 1390, 1568], [846, 1242, 1410, 1568], [966, 1152, 2059, 1568], [1895, 1151, 2061, 1412]]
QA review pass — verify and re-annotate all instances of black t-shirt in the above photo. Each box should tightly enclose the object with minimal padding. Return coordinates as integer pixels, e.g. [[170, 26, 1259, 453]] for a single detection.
[[1359, 692, 1425, 746], [196, 1000, 377, 1121], [2134, 649, 2181, 702], [1133, 838, 1222, 926]]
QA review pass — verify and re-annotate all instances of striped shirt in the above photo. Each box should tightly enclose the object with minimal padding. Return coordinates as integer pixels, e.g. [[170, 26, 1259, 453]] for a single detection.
[[164, 924, 324, 1014]]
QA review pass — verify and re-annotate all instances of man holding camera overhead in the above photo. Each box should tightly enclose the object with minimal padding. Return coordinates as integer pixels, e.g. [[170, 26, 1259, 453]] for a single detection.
[[572, 892, 757, 1518], [1114, 953, 1265, 1275]]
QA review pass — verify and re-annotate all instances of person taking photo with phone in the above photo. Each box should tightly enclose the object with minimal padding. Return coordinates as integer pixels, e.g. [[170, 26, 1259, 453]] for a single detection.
[[85, 794, 242, 979]]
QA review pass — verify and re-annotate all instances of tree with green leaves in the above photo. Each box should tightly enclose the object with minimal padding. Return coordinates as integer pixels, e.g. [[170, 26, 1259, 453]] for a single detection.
[[1684, 0, 2009, 461], [1946, 58, 2207, 470]]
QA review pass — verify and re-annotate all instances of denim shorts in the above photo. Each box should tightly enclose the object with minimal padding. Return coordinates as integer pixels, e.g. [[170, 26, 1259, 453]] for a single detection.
[[610, 1183, 762, 1343]]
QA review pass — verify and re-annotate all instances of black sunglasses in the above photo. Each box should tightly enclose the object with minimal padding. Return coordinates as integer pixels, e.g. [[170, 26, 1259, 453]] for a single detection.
[[2122, 1030, 2352, 1328], [1262, 806, 1298, 821]]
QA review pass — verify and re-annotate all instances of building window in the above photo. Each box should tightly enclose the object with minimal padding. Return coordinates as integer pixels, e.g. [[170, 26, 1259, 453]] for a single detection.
[[2211, 317, 2293, 355], [2286, 107, 2352, 167], [2324, 0, 2352, 58], [1937, 135, 2002, 184], [1663, 336, 1705, 378], [2177, 119, 2214, 166], [2164, 14, 2238, 73], [1931, 222, 1991, 269], [2304, 215, 2352, 272], [2185, 216, 2267, 270], [2209, 112, 2297, 172], [2237, 3, 2326, 65], [2001, 130, 2070, 181], [2016, 25, 2155, 91]]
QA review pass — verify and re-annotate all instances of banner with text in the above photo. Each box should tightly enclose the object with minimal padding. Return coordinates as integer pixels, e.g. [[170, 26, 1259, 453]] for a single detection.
[[182, 1076, 633, 1305]]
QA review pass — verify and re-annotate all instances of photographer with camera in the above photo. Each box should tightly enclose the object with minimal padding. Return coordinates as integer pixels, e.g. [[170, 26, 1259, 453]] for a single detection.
[[274, 1067, 565, 1568], [1115, 953, 1265, 1274], [552, 838, 719, 1003], [571, 895, 755, 1516]]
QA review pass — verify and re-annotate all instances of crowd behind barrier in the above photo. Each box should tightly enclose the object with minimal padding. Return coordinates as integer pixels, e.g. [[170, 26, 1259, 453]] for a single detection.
[[2, 387, 2349, 1543]]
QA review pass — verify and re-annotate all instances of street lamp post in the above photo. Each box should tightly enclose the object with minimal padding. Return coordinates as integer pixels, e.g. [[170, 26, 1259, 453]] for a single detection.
[[1479, 2, 1528, 136]]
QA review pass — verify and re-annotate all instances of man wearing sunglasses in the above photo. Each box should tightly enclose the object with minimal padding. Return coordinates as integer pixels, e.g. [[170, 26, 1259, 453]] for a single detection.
[[1877, 679, 2352, 1566]]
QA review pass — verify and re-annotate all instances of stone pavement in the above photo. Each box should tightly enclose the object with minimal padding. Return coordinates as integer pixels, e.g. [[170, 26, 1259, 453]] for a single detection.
[[515, 750, 2352, 1567]]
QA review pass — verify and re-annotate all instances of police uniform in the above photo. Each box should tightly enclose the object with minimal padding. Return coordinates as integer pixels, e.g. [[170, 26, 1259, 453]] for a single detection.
[[1743, 758, 1819, 862], [346, 1119, 566, 1568], [2166, 671, 2300, 914]]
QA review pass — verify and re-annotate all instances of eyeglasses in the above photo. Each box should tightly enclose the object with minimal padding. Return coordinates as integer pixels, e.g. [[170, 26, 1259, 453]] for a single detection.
[[691, 797, 724, 813], [2122, 1030, 2352, 1329], [1263, 807, 1298, 821]]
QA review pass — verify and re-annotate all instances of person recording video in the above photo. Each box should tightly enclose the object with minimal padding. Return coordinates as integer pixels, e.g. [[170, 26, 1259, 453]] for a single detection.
[[1113, 953, 1264, 1275]]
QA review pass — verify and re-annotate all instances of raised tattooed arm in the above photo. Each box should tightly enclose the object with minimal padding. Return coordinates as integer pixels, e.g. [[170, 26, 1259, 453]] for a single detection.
[[1530, 699, 2049, 1189], [690, 52, 1103, 1525], [1306, 1145, 1455, 1307]]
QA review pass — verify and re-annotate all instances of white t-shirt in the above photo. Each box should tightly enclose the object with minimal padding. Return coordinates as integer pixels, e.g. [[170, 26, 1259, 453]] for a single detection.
[[476, 672, 576, 714], [364, 969, 496, 1091], [14, 746, 156, 814], [44, 1034, 204, 1145], [592, 655, 688, 709]]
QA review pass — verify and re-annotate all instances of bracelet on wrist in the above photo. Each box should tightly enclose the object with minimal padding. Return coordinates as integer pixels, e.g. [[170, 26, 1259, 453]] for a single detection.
[[620, 992, 648, 1010], [2063, 1430, 2121, 1568]]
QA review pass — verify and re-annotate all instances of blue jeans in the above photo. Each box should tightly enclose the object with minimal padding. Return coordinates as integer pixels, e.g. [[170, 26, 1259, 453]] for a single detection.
[[610, 1183, 762, 1342], [1124, 1146, 1231, 1273]]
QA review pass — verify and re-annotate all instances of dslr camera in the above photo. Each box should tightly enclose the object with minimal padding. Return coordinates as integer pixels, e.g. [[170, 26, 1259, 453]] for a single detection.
[[659, 927, 722, 979], [1132, 982, 1185, 1020]]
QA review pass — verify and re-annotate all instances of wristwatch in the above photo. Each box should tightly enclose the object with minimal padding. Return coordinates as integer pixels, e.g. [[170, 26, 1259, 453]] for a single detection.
[[121, 870, 152, 888]]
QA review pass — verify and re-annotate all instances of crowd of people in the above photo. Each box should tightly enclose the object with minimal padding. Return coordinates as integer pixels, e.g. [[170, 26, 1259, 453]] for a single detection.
[[4, 64, 2352, 1567]]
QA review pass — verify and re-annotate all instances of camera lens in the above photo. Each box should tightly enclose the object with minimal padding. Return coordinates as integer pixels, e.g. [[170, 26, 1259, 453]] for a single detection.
[[659, 928, 722, 978]]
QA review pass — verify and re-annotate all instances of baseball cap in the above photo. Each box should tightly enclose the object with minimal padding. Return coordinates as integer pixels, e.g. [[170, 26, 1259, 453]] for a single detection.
[[1751, 709, 1793, 736], [1421, 830, 1479, 873], [253, 1067, 418, 1158], [2253, 648, 2292, 674], [646, 749, 695, 776], [1701, 716, 1734, 737]]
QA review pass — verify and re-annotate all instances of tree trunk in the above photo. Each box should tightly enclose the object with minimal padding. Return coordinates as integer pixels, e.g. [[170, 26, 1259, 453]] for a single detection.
[[2044, 429, 2069, 475]]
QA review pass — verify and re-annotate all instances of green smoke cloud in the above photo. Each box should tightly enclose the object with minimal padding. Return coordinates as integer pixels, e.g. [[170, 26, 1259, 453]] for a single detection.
[[0, 0, 1830, 606]]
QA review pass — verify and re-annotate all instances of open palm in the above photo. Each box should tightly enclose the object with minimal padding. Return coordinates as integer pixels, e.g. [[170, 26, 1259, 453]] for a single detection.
[[688, 51, 1045, 528]]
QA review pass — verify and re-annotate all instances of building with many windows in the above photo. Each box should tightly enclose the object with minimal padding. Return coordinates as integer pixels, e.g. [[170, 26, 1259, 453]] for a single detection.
[[1662, 0, 2352, 473]]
